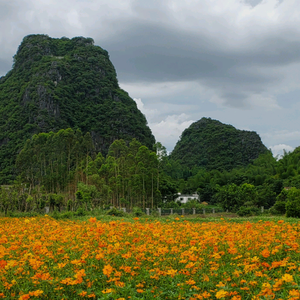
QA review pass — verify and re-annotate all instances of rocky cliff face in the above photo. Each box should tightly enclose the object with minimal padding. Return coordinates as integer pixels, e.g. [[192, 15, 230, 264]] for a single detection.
[[0, 34, 155, 183], [170, 117, 268, 171]]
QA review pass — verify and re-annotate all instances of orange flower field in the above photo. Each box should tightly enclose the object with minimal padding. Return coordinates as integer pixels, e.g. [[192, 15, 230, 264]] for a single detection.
[[1, 216, 300, 299]]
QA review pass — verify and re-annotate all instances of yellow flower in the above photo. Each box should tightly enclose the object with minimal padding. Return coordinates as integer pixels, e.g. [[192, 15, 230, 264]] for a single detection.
[[289, 289, 300, 297], [215, 289, 228, 299], [186, 279, 196, 285], [216, 282, 226, 288], [282, 273, 294, 283]]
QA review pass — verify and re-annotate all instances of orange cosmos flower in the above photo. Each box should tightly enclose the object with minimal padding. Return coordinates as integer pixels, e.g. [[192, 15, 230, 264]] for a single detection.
[[186, 279, 196, 285], [29, 290, 43, 297], [289, 289, 300, 297], [78, 291, 87, 297], [261, 249, 270, 258], [103, 264, 113, 277], [19, 295, 30, 300]]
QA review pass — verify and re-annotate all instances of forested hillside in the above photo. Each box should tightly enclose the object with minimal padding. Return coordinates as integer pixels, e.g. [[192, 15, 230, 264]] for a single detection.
[[170, 117, 268, 171], [2, 35, 300, 218], [0, 34, 155, 183]]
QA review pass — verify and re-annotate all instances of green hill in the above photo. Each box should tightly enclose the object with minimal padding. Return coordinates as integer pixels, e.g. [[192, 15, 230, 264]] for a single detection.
[[0, 34, 155, 183], [170, 117, 268, 171]]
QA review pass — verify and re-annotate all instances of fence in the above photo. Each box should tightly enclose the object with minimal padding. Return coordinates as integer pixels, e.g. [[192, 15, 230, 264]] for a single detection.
[[151, 207, 224, 216], [43, 206, 226, 216], [101, 207, 224, 216]]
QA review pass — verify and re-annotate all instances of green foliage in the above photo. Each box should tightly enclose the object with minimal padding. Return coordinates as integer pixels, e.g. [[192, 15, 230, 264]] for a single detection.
[[215, 183, 257, 212], [132, 206, 145, 217], [59, 211, 74, 219], [182, 199, 202, 209], [106, 207, 126, 217], [270, 188, 288, 215], [161, 201, 180, 208], [270, 201, 286, 215], [237, 206, 261, 217], [286, 187, 300, 218], [76, 182, 99, 208], [74, 207, 86, 217]]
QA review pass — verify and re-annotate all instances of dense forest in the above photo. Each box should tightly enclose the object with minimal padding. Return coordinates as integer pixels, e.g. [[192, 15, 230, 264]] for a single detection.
[[1, 35, 300, 217]]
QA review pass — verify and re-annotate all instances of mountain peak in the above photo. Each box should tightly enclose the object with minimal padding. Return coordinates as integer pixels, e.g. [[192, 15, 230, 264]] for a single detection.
[[170, 118, 268, 171], [0, 34, 155, 183]]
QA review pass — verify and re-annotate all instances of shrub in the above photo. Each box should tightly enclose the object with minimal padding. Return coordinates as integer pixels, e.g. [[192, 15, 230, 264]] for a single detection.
[[162, 201, 180, 208], [51, 208, 60, 219], [183, 199, 202, 209], [60, 211, 74, 219], [237, 206, 260, 217], [74, 207, 86, 217], [286, 187, 300, 218], [270, 200, 286, 215], [67, 200, 73, 211], [106, 207, 126, 217], [132, 207, 144, 217]]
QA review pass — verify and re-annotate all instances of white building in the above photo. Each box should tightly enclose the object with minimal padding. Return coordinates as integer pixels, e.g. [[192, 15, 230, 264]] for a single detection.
[[175, 193, 199, 204]]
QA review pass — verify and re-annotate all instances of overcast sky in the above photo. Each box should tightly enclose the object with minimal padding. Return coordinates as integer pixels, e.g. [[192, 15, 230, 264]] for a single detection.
[[1, 0, 300, 156]]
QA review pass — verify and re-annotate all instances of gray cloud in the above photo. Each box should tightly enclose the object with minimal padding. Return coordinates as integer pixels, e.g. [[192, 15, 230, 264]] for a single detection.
[[95, 2, 300, 107], [0, 59, 13, 78], [245, 0, 262, 6]]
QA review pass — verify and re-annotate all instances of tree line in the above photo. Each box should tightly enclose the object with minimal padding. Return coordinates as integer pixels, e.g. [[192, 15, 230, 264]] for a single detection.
[[0, 128, 162, 213], [2, 127, 300, 217]]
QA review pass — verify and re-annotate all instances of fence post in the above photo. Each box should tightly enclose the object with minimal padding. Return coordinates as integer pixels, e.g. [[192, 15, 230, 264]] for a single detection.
[[226, 209, 228, 213], [158, 208, 161, 217], [203, 208, 206, 215], [193, 208, 196, 215], [45, 206, 49, 214], [261, 206, 264, 213], [212, 208, 215, 214], [170, 208, 173, 215], [146, 208, 150, 216], [181, 208, 185, 215], [121, 207, 126, 213]]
